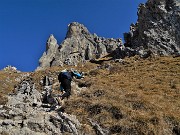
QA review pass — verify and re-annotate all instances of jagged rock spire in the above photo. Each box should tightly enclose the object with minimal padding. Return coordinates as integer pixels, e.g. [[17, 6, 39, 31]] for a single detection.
[[36, 34, 59, 71], [46, 34, 58, 51], [37, 23, 123, 70], [66, 22, 90, 38], [124, 0, 180, 55], [36, 0, 180, 70]]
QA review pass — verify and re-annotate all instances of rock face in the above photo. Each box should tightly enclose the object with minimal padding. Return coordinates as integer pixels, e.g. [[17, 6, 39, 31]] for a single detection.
[[37, 22, 123, 70], [124, 0, 180, 55], [37, 0, 180, 70], [0, 78, 82, 135], [37, 35, 59, 71]]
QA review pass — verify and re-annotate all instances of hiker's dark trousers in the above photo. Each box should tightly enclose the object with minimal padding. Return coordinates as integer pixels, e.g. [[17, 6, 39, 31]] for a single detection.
[[61, 78, 71, 100]]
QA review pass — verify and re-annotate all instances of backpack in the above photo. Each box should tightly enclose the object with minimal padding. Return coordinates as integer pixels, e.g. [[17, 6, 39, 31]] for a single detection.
[[72, 71, 82, 79], [58, 71, 72, 81]]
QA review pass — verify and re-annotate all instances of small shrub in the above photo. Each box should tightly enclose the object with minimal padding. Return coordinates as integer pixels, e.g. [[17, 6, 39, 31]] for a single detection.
[[170, 80, 176, 89], [88, 104, 103, 115], [109, 106, 123, 120], [110, 125, 122, 134]]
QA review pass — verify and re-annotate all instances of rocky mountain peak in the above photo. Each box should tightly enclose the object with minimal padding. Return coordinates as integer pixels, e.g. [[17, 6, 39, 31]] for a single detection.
[[37, 22, 123, 70], [124, 0, 180, 55], [48, 34, 57, 43], [36, 34, 59, 71], [37, 0, 180, 71], [46, 34, 58, 51], [66, 22, 90, 38]]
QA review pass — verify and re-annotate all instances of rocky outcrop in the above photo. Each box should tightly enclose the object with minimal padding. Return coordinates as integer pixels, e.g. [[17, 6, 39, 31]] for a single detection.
[[2, 65, 21, 73], [37, 35, 59, 71], [37, 22, 123, 70], [124, 0, 180, 56], [37, 0, 180, 70], [0, 78, 82, 135]]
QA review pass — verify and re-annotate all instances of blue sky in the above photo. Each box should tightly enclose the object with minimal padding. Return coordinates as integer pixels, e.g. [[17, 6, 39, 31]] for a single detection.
[[0, 0, 147, 72]]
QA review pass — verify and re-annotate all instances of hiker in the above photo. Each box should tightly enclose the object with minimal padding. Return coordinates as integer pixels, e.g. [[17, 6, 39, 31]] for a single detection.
[[58, 69, 83, 100]]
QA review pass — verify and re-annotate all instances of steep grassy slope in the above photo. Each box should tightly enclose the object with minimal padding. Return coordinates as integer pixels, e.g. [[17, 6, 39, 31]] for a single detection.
[[0, 56, 179, 134], [0, 71, 24, 104], [64, 56, 180, 134]]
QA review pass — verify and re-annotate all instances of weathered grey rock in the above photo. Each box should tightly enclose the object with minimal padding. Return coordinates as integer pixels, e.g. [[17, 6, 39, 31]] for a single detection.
[[37, 22, 123, 70], [2, 65, 21, 73], [36, 0, 180, 70], [124, 0, 180, 56], [89, 118, 108, 135], [0, 78, 82, 135], [37, 34, 59, 71]]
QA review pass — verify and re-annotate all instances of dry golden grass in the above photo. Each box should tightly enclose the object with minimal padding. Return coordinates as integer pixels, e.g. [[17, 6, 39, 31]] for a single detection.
[[0, 71, 21, 104], [64, 56, 180, 134], [0, 56, 179, 134]]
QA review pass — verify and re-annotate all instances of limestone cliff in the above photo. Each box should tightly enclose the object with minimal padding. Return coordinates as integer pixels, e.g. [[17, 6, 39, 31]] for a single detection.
[[37, 0, 180, 70], [37, 35, 59, 70], [37, 22, 123, 70], [124, 0, 180, 55]]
